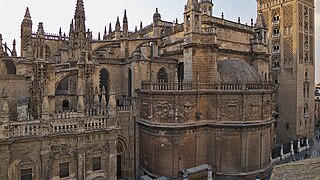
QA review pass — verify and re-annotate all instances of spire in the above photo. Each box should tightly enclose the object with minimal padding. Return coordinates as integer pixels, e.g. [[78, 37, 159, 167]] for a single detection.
[[140, 21, 143, 30], [101, 86, 107, 109], [69, 20, 74, 37], [74, 0, 86, 34], [115, 17, 121, 39], [24, 7, 31, 20], [21, 7, 33, 56], [108, 23, 112, 34], [153, 8, 161, 24], [98, 32, 101, 40], [108, 86, 117, 117], [12, 39, 17, 57], [123, 9, 128, 38], [4, 43, 7, 55], [0, 34, 3, 54], [123, 9, 128, 23], [103, 26, 107, 40], [255, 11, 266, 30], [115, 16, 121, 32]]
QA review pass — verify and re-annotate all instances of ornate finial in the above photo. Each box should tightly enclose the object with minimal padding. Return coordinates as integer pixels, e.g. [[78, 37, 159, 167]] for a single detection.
[[156, 8, 158, 13], [115, 16, 121, 31], [251, 18, 254, 26], [123, 9, 128, 23], [238, 17, 241, 23], [221, 12, 224, 19], [135, 25, 137, 32], [101, 86, 107, 108], [12, 39, 17, 57], [24, 7, 31, 19], [108, 23, 112, 34], [37, 22, 45, 35], [98, 32, 101, 40], [108, 86, 116, 108], [140, 21, 143, 30], [4, 42, 7, 54]]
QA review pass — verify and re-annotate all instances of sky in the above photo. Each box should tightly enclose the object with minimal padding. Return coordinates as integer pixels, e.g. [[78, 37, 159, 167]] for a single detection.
[[0, 0, 319, 82]]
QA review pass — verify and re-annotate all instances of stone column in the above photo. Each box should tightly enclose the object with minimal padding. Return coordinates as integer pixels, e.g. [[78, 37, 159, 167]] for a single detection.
[[306, 139, 310, 149], [280, 144, 284, 160], [77, 65, 85, 116], [0, 143, 10, 180], [290, 141, 295, 156], [40, 141, 51, 180], [108, 132, 117, 180], [207, 170, 213, 180], [297, 139, 301, 153], [0, 87, 9, 139], [46, 64, 56, 115], [42, 95, 49, 120], [77, 135, 86, 180]]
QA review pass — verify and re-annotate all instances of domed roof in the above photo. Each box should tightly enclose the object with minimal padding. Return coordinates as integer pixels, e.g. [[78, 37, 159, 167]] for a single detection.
[[217, 59, 261, 83]]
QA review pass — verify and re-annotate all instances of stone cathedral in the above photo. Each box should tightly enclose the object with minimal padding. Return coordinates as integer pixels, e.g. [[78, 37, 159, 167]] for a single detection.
[[0, 0, 314, 179]]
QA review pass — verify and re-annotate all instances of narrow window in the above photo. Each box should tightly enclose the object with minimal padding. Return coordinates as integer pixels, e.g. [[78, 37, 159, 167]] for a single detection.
[[59, 162, 69, 178], [93, 157, 102, 171]]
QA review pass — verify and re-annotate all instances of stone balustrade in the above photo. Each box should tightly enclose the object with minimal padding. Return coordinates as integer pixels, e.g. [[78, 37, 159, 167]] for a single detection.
[[9, 120, 42, 137], [7, 107, 132, 138], [271, 138, 310, 163], [141, 81, 274, 91]]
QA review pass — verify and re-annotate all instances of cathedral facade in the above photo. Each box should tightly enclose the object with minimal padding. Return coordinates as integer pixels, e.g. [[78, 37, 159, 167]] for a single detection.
[[0, 0, 313, 179]]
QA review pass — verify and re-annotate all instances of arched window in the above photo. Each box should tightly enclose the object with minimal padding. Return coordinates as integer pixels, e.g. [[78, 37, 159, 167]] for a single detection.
[[304, 104, 309, 117], [157, 68, 168, 83], [99, 69, 109, 94], [128, 68, 132, 97], [273, 14, 280, 24], [178, 62, 184, 83], [62, 100, 69, 111]]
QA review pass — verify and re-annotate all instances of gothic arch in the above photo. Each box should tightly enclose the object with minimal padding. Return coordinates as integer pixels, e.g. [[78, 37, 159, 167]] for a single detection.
[[55, 70, 78, 89], [99, 68, 110, 94], [157, 67, 168, 82], [62, 100, 69, 111], [116, 137, 129, 179]]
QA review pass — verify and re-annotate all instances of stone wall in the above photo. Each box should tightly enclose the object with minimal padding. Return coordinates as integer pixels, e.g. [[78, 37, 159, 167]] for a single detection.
[[0, 75, 30, 121]]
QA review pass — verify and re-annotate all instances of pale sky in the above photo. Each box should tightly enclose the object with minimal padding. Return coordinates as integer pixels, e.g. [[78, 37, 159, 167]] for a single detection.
[[0, 0, 319, 82]]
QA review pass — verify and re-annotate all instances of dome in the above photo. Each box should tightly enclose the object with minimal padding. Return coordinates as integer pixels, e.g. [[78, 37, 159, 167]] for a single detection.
[[217, 59, 261, 83]]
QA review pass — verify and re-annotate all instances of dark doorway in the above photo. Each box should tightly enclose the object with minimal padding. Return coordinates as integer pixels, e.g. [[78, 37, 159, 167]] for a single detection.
[[117, 155, 122, 179], [178, 62, 184, 83], [99, 69, 109, 102], [62, 100, 69, 111], [21, 169, 32, 180]]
